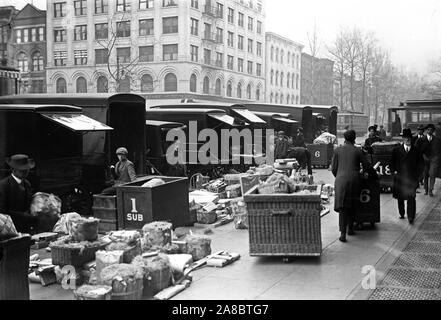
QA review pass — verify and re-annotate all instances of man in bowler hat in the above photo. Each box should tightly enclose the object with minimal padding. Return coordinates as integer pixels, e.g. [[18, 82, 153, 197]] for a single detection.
[[0, 154, 37, 233], [391, 129, 424, 224], [420, 124, 441, 196]]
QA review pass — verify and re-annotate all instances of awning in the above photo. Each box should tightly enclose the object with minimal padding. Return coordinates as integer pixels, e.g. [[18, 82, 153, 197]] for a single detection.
[[232, 109, 266, 124], [273, 117, 298, 124], [41, 113, 113, 132], [208, 114, 236, 126], [0, 69, 20, 79]]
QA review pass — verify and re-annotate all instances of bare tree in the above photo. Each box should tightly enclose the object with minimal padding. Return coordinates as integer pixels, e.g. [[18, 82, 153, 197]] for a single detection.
[[343, 27, 362, 111], [357, 32, 376, 114], [307, 23, 321, 104], [327, 29, 347, 110]]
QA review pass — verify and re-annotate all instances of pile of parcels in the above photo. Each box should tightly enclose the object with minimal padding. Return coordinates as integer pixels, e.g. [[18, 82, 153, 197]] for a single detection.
[[28, 218, 240, 300], [313, 132, 337, 145]]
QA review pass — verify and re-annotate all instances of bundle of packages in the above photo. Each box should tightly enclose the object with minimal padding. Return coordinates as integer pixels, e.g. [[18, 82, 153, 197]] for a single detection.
[[100, 263, 144, 300], [69, 217, 100, 242], [184, 234, 212, 261], [257, 173, 294, 195], [74, 284, 112, 300], [108, 230, 141, 244], [30, 192, 62, 217], [106, 240, 142, 263], [142, 222, 173, 250], [95, 250, 124, 283], [52, 212, 82, 235], [142, 178, 165, 188], [372, 141, 401, 155], [314, 132, 337, 145], [132, 254, 172, 297]]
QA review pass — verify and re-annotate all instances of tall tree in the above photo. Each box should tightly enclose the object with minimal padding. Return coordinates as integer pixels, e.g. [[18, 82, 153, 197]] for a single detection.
[[357, 32, 376, 114], [327, 29, 347, 110], [343, 28, 362, 111], [307, 23, 321, 104]]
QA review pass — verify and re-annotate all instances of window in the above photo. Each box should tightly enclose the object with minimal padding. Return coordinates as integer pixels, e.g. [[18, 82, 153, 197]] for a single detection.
[[97, 76, 108, 93], [164, 73, 177, 91], [204, 48, 211, 64], [228, 8, 234, 23], [116, 0, 131, 12], [296, 74, 299, 89], [54, 2, 66, 18], [141, 74, 154, 92], [139, 0, 154, 9], [95, 23, 108, 39], [140, 19, 154, 36], [117, 21, 131, 37], [22, 29, 28, 43], [17, 53, 28, 73], [190, 74, 197, 92], [270, 93, 273, 103], [227, 32, 234, 47], [76, 77, 87, 93], [280, 72, 284, 87], [256, 88, 260, 100], [191, 18, 199, 36], [270, 70, 274, 84], [281, 50, 284, 64], [39, 27, 44, 41], [271, 46, 274, 61], [204, 23, 212, 39], [203, 77, 210, 94], [139, 46, 154, 62], [257, 21, 262, 34], [54, 29, 66, 42], [280, 95, 284, 104], [296, 95, 299, 104], [275, 93, 278, 104], [238, 12, 244, 27], [291, 96, 295, 104], [54, 51, 67, 66], [257, 2, 262, 12], [247, 61, 253, 74], [190, 45, 198, 62], [216, 3, 224, 18], [287, 72, 290, 87], [238, 58, 244, 72], [74, 0, 87, 16], [287, 52, 290, 64], [292, 74, 295, 89], [95, 0, 108, 14], [215, 79, 221, 95], [275, 48, 279, 62], [31, 80, 44, 93], [237, 83, 242, 98], [74, 25, 87, 41], [163, 0, 178, 7], [95, 49, 108, 64], [227, 55, 234, 70], [163, 44, 178, 61], [163, 17, 178, 34], [74, 49, 88, 65], [56, 77, 67, 93], [248, 17, 253, 31], [257, 42, 262, 57], [247, 84, 251, 99], [216, 52, 223, 67], [31, 28, 36, 42], [286, 95, 290, 104], [216, 27, 223, 43], [32, 52, 44, 71], [256, 63, 261, 76], [118, 77, 130, 93], [191, 0, 198, 9], [16, 30, 21, 43], [275, 71, 279, 85], [247, 38, 253, 53], [238, 35, 244, 50], [227, 82, 232, 97], [117, 47, 131, 63]]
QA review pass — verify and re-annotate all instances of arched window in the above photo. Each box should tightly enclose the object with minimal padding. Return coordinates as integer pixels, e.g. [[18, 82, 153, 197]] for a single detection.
[[280, 94, 284, 104], [270, 93, 273, 103], [226, 81, 232, 97], [164, 73, 177, 92], [97, 75, 108, 93], [292, 54, 296, 68], [275, 93, 279, 104], [286, 95, 290, 104], [270, 46, 274, 61], [281, 50, 284, 64], [292, 74, 295, 89], [76, 76, 87, 93], [118, 77, 131, 93], [237, 83, 242, 98], [189, 74, 197, 92], [296, 74, 299, 89], [270, 70, 274, 85], [246, 84, 251, 99], [280, 72, 284, 88], [56, 77, 66, 93], [275, 48, 279, 62], [287, 72, 290, 88], [256, 88, 260, 101], [275, 71, 279, 86], [203, 76, 210, 94], [215, 79, 221, 95], [141, 74, 154, 93], [17, 52, 28, 73], [32, 51, 43, 71]]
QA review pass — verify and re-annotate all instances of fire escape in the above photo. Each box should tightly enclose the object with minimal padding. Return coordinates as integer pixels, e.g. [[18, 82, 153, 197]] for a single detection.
[[201, 2, 223, 72]]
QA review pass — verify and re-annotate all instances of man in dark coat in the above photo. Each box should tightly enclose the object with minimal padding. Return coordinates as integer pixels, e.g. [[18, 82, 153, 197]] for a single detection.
[[391, 129, 424, 224], [332, 130, 373, 243], [286, 147, 313, 175], [0, 154, 37, 233], [419, 124, 441, 197], [274, 131, 290, 160], [292, 127, 307, 148], [413, 124, 426, 187]]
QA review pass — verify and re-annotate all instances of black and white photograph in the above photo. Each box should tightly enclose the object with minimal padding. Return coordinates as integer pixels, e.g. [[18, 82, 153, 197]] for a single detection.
[[0, 0, 441, 305]]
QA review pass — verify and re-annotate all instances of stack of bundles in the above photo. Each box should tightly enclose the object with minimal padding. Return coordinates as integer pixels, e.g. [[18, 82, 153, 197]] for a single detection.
[[95, 250, 124, 283], [257, 173, 294, 195], [100, 263, 144, 300], [142, 222, 173, 251], [106, 230, 142, 263], [30, 192, 62, 233], [142, 178, 165, 188], [184, 234, 212, 261], [372, 141, 401, 155], [314, 132, 337, 145], [69, 217, 100, 242], [73, 284, 112, 300], [132, 254, 172, 297]]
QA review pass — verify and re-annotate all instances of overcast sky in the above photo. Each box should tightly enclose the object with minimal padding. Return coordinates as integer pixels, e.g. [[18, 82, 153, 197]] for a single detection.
[[2, 0, 440, 74]]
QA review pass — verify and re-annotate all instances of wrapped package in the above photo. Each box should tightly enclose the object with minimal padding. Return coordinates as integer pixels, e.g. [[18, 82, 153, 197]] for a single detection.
[[132, 254, 172, 297], [95, 250, 124, 283], [313, 132, 337, 145], [108, 230, 141, 245], [142, 178, 165, 188], [0, 213, 19, 241], [142, 221, 173, 249], [69, 217, 100, 242], [52, 212, 81, 235], [30, 192, 62, 217], [185, 234, 212, 261]]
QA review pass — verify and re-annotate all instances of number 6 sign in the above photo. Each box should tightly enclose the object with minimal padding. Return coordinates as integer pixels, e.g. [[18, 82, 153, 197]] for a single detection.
[[360, 189, 371, 203], [315, 151, 321, 158]]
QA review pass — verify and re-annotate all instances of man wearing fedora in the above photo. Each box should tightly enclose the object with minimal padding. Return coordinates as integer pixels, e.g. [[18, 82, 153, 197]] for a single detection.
[[102, 147, 137, 195], [420, 124, 441, 197], [0, 154, 38, 233], [414, 124, 426, 188], [391, 129, 424, 224]]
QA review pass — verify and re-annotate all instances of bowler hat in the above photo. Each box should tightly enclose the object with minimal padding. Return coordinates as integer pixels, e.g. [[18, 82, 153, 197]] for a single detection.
[[417, 124, 425, 131], [402, 128, 412, 139], [6, 154, 35, 170], [116, 147, 128, 155], [426, 124, 435, 130], [368, 126, 376, 132]]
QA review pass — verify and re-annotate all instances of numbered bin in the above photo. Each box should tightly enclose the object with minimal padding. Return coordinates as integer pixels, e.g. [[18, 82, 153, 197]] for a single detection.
[[116, 176, 189, 230], [369, 154, 393, 192], [356, 176, 381, 227], [307, 144, 334, 168]]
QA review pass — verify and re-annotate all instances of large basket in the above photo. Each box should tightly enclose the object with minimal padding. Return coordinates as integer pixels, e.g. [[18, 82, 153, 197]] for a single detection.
[[244, 185, 323, 257], [110, 279, 144, 300], [50, 240, 107, 267], [143, 268, 172, 297]]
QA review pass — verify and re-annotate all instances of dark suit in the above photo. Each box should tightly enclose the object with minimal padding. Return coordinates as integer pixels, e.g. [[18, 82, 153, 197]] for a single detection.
[[0, 175, 36, 233], [419, 135, 441, 193], [414, 134, 426, 184], [391, 145, 424, 221]]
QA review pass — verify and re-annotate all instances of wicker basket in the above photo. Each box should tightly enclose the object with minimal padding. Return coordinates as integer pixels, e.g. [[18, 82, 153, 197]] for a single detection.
[[110, 279, 144, 300], [143, 268, 172, 297], [50, 240, 107, 267], [244, 185, 323, 257]]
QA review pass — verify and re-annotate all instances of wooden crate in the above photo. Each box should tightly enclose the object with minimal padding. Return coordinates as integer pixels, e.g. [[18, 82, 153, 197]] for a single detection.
[[244, 185, 323, 257], [356, 176, 381, 226], [93, 195, 118, 233]]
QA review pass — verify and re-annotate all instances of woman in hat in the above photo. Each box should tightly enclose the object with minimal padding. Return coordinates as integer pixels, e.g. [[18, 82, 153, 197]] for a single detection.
[[102, 147, 137, 195], [363, 126, 383, 154], [0, 154, 38, 233], [391, 129, 424, 223]]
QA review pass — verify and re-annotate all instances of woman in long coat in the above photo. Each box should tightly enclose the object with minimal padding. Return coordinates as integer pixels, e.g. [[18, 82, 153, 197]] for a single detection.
[[332, 130, 373, 242]]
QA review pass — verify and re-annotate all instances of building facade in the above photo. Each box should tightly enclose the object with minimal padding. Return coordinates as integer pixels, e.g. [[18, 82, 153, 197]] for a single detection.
[[300, 52, 334, 105], [12, 4, 47, 93], [46, 0, 265, 101], [0, 6, 17, 65], [265, 32, 303, 105]]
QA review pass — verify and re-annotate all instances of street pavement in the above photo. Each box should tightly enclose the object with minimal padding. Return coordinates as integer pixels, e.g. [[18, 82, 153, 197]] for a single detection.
[[29, 168, 441, 300]]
